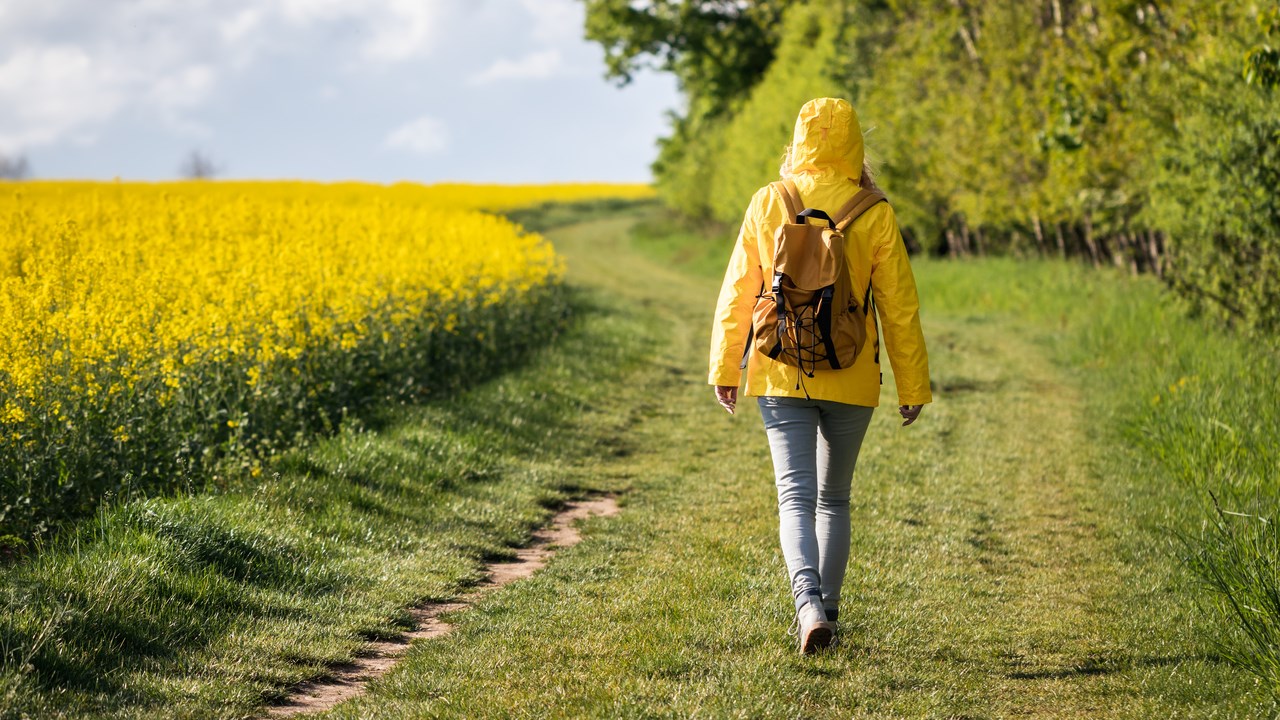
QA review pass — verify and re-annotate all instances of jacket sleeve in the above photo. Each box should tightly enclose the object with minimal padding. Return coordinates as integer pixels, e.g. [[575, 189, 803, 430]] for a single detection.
[[869, 206, 933, 405], [708, 192, 766, 387]]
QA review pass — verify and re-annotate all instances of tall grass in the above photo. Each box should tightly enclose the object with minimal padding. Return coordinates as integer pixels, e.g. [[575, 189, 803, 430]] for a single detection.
[[914, 256, 1280, 696]]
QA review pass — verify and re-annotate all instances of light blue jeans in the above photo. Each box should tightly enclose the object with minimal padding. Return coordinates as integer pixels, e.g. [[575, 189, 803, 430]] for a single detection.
[[758, 396, 875, 619]]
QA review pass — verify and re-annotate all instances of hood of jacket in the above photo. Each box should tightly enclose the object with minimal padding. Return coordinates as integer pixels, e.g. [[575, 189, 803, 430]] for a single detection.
[[788, 97, 863, 183]]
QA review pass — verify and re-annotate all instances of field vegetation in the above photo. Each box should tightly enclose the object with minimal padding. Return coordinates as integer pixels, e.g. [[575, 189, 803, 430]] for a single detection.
[[0, 182, 650, 544], [0, 199, 651, 719], [0, 193, 1275, 716]]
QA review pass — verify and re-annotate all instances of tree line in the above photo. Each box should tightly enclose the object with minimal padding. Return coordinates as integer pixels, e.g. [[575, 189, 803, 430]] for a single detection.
[[585, 0, 1280, 333]]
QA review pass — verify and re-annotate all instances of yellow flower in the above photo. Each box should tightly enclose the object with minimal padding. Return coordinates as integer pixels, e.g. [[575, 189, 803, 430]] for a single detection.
[[1, 403, 25, 425], [0, 180, 646, 478]]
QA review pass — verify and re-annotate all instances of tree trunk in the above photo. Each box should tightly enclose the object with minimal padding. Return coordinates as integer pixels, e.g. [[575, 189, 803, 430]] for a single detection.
[[1031, 214, 1047, 255], [1110, 233, 1126, 270], [1156, 230, 1168, 278], [1054, 222, 1066, 259], [1127, 233, 1140, 276], [1082, 215, 1101, 268], [1148, 230, 1165, 278]]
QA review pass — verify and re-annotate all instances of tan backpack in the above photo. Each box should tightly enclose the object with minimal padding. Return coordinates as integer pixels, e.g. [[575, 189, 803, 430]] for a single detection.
[[749, 178, 887, 378]]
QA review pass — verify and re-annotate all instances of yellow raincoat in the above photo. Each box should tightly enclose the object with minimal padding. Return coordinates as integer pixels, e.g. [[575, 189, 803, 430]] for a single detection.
[[708, 98, 932, 408]]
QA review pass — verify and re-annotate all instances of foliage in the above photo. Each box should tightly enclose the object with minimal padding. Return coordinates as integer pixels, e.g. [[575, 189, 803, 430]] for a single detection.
[[598, 0, 1280, 333], [0, 181, 650, 542], [583, 0, 800, 107], [584, 0, 805, 218], [1245, 5, 1280, 88], [707, 3, 849, 222]]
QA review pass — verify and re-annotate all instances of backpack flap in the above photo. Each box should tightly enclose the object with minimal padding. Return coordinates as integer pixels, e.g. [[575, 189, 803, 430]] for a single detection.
[[774, 223, 845, 292]]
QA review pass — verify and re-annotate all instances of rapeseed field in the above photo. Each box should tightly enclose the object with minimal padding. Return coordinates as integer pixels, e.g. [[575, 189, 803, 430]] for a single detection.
[[0, 181, 652, 542]]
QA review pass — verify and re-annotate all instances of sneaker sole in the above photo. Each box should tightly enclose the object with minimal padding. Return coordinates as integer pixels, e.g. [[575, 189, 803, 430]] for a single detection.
[[800, 625, 834, 654]]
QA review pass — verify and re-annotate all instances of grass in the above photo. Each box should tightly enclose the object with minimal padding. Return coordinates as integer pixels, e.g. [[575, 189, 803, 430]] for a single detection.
[[318, 210, 1274, 716], [1, 200, 1276, 718], [640, 216, 1280, 702], [0, 202, 660, 719]]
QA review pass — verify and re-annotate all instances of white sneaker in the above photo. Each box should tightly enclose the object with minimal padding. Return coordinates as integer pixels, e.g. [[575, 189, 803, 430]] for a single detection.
[[794, 598, 833, 654]]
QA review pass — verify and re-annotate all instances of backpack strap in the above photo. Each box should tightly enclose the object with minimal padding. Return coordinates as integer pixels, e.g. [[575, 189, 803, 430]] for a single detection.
[[834, 187, 888, 231], [772, 179, 806, 223]]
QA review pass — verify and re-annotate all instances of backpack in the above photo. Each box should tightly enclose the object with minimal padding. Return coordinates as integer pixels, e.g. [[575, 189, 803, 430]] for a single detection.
[[749, 178, 887, 378]]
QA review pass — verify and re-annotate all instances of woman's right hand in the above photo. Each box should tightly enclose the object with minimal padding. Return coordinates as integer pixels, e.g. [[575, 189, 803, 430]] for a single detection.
[[715, 385, 738, 415]]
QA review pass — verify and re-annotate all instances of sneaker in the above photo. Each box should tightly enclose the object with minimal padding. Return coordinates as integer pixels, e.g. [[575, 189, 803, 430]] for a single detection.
[[791, 597, 833, 654]]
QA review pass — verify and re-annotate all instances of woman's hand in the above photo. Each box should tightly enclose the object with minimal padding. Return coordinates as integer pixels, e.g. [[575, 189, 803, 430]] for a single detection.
[[715, 385, 738, 415], [899, 404, 923, 426]]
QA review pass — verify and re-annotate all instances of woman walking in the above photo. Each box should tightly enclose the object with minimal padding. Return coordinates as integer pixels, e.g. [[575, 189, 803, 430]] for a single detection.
[[708, 97, 932, 654]]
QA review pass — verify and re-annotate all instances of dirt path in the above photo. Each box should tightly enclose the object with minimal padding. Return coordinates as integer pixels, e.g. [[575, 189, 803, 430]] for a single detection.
[[268, 496, 620, 717]]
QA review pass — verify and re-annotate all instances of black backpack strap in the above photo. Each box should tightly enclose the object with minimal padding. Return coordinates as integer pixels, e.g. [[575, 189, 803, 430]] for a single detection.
[[772, 272, 787, 336], [816, 285, 842, 370], [864, 280, 881, 367]]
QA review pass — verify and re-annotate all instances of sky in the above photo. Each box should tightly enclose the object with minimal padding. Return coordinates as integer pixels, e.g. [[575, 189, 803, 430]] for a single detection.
[[0, 0, 681, 183]]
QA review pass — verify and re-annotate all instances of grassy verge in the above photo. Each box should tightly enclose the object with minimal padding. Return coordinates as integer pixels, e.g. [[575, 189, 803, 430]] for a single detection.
[[919, 257, 1280, 697], [636, 213, 1280, 700], [319, 210, 1272, 716], [0, 203, 660, 719]]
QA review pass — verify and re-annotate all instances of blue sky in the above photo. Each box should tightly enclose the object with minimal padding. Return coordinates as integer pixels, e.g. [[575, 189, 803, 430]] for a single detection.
[[0, 0, 681, 183]]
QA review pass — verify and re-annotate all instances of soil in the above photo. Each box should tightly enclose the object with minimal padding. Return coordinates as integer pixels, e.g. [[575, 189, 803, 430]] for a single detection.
[[267, 495, 621, 717]]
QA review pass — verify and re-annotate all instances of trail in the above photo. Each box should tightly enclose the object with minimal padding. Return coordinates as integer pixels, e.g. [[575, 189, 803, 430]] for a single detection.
[[268, 496, 619, 716], [311, 209, 1256, 719]]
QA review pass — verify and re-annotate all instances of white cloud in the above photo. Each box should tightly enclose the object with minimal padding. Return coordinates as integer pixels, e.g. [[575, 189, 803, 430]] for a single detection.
[[0, 44, 129, 152], [0, 0, 448, 152], [383, 115, 449, 155], [274, 0, 442, 62], [360, 0, 441, 63], [516, 0, 581, 43], [220, 7, 266, 44], [470, 49, 564, 85]]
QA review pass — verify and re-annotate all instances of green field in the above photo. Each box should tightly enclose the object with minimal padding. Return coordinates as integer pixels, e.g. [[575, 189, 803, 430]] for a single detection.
[[1, 201, 1277, 718]]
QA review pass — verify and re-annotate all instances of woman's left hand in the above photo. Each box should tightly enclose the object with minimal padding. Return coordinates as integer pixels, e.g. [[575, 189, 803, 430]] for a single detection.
[[899, 404, 923, 426], [714, 385, 738, 415]]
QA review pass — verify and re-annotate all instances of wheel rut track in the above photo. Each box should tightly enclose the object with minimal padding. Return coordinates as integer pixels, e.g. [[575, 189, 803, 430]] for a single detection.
[[268, 495, 620, 717]]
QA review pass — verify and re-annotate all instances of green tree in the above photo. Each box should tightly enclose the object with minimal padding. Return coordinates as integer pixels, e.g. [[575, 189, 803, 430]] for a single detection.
[[583, 0, 801, 111]]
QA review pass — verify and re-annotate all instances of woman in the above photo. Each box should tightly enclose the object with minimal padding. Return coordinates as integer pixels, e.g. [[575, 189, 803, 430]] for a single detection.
[[708, 97, 932, 654]]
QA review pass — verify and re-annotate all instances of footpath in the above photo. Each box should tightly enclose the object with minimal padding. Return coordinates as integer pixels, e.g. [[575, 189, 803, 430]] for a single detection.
[[301, 211, 1259, 719]]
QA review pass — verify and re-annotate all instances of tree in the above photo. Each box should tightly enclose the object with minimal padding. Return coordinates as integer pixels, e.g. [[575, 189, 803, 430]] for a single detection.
[[180, 150, 220, 180], [584, 0, 800, 107], [0, 153, 31, 180]]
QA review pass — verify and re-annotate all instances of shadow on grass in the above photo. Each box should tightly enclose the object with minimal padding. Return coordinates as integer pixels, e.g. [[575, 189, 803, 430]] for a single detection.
[[1005, 654, 1225, 681]]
